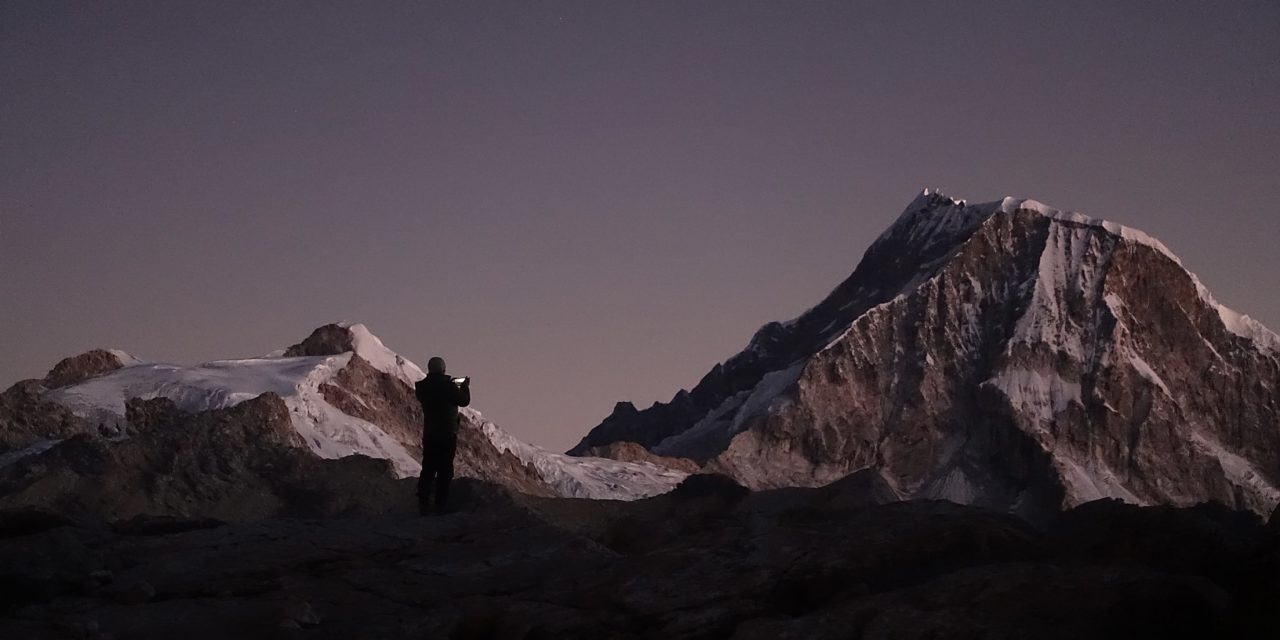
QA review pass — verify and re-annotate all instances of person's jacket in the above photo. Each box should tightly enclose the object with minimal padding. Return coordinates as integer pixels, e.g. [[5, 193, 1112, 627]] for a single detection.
[[415, 372, 471, 437]]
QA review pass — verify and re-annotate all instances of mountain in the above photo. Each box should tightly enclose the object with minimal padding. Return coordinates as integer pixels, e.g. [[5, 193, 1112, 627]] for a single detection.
[[571, 191, 1280, 518], [0, 323, 685, 518]]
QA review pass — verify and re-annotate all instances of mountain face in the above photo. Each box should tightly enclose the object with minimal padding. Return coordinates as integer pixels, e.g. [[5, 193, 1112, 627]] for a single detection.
[[0, 323, 685, 517], [572, 191, 1280, 517]]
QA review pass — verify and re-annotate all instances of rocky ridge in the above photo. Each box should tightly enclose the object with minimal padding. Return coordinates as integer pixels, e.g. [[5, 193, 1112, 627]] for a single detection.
[[42, 350, 134, 390]]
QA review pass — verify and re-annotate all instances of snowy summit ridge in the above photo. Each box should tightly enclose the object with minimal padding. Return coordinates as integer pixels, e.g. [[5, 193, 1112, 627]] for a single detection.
[[337, 322, 427, 385], [886, 189, 1277, 351]]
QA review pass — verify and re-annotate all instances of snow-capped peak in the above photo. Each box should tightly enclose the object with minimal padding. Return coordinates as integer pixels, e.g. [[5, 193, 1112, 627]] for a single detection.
[[891, 191, 1178, 263], [997, 197, 1181, 264], [912, 187, 966, 209], [994, 197, 1279, 352], [882, 192, 1278, 352], [577, 189, 1280, 515], [876, 188, 987, 249], [39, 323, 435, 479], [337, 322, 426, 384]]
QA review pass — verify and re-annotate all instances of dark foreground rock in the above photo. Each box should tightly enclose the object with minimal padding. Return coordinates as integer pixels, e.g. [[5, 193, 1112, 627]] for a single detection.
[[1, 477, 1276, 640]]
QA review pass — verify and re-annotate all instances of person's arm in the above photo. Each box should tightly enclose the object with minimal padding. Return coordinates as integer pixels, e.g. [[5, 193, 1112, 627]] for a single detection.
[[455, 379, 471, 407]]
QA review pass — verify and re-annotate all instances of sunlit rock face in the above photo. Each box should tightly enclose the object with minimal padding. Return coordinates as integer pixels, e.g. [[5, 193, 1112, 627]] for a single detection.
[[574, 191, 1280, 517], [42, 349, 132, 389]]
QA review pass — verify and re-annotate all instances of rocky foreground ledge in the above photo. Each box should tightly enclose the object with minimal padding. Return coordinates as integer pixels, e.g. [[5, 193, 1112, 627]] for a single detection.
[[2, 475, 1278, 640]]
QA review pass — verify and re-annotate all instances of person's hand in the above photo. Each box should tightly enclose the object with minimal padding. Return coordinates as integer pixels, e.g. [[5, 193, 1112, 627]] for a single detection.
[[461, 377, 471, 387]]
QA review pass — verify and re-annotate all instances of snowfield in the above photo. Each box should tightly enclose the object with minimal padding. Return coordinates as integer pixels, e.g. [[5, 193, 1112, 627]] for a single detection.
[[44, 352, 423, 478]]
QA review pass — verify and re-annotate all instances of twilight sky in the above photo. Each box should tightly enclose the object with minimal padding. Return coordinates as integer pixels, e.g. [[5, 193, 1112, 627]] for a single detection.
[[3, 1, 1278, 452]]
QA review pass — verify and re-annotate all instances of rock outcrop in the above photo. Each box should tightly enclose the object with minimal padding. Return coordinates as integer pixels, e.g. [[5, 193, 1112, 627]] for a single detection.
[[282, 323, 354, 358], [319, 353, 424, 457], [0, 380, 89, 454], [42, 349, 128, 389], [574, 191, 1280, 517]]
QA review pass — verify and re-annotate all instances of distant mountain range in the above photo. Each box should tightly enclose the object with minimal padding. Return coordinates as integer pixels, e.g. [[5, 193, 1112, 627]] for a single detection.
[[2, 191, 1276, 521], [572, 191, 1280, 518]]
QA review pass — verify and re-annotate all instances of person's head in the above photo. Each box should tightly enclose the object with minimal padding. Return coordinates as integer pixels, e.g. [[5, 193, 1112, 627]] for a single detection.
[[427, 357, 446, 374]]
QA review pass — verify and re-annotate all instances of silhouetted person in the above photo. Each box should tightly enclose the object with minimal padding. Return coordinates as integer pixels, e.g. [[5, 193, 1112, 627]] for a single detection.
[[415, 356, 470, 514]]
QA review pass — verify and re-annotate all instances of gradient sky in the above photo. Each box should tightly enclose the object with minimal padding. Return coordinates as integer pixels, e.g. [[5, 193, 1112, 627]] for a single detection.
[[3, 1, 1278, 452]]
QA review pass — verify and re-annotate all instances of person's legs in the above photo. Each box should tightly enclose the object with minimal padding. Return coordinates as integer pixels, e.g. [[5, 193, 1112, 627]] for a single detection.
[[434, 434, 457, 512], [417, 463, 431, 499], [417, 466, 435, 514], [418, 436, 443, 514]]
